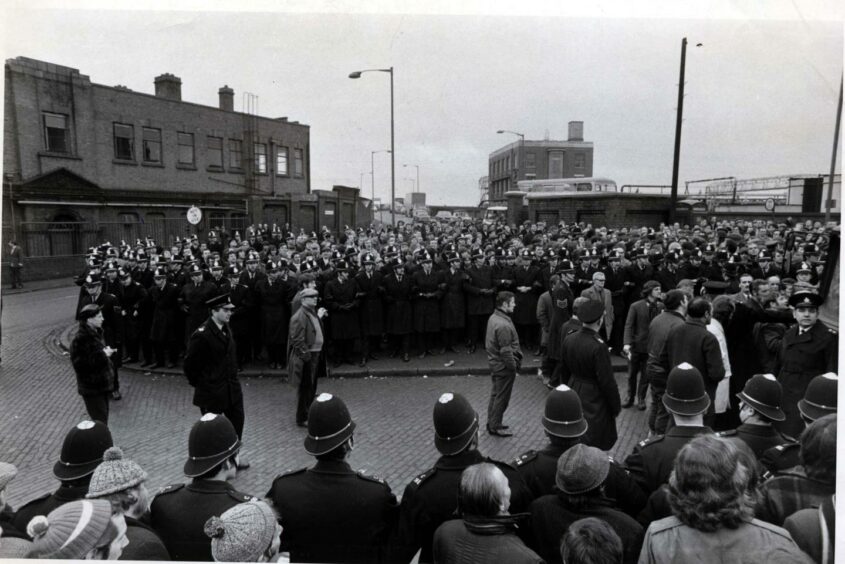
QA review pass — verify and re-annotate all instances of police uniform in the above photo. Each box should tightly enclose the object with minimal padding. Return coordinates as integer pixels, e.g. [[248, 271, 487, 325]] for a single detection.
[[759, 441, 802, 479], [512, 445, 646, 517], [778, 319, 838, 439], [150, 481, 253, 562], [266, 461, 398, 563], [395, 449, 532, 564], [559, 324, 621, 450], [716, 424, 790, 461], [624, 425, 712, 496]]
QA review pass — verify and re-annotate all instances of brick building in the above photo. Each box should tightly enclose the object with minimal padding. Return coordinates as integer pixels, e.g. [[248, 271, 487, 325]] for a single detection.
[[3, 57, 369, 280], [488, 121, 593, 203]]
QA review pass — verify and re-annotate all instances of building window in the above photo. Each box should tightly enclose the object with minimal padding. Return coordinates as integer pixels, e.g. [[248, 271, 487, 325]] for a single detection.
[[178, 133, 195, 165], [276, 146, 289, 176], [207, 136, 223, 168], [294, 148, 304, 177], [113, 123, 134, 160], [43, 112, 70, 153], [254, 143, 267, 173], [574, 153, 585, 169], [526, 152, 536, 168], [142, 128, 161, 163], [548, 150, 564, 178], [229, 139, 243, 169]]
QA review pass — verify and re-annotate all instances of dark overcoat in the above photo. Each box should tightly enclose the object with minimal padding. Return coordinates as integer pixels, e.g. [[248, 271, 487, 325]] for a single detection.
[[355, 270, 384, 336], [183, 318, 242, 413], [256, 277, 291, 345], [382, 272, 413, 335], [440, 267, 468, 329], [70, 323, 114, 396], [463, 265, 495, 316], [412, 267, 442, 333], [324, 276, 361, 340], [512, 265, 542, 325], [149, 282, 180, 342], [560, 327, 621, 450], [547, 282, 574, 361]]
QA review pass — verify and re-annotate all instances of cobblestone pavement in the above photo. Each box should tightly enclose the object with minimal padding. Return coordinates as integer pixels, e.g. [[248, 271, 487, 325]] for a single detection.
[[1, 283, 649, 508]]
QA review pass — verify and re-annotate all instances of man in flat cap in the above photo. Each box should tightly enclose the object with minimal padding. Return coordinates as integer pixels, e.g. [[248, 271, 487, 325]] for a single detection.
[[183, 294, 249, 469], [559, 299, 621, 450], [266, 393, 398, 563], [287, 287, 328, 427], [777, 291, 838, 438]]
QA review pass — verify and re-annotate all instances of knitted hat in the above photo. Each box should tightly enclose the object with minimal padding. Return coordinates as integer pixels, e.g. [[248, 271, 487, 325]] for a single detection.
[[204, 500, 278, 562], [555, 444, 610, 495], [0, 462, 17, 492], [26, 499, 114, 559], [86, 447, 147, 498], [0, 528, 32, 559]]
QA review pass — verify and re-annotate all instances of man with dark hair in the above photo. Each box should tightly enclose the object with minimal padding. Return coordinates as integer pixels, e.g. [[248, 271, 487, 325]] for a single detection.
[[664, 297, 725, 427], [561, 518, 624, 564], [530, 445, 643, 564], [756, 414, 837, 527], [559, 299, 621, 450], [267, 393, 398, 563], [150, 414, 253, 561], [645, 289, 689, 434], [623, 280, 662, 410], [394, 392, 532, 563], [485, 291, 523, 436], [183, 294, 248, 471], [432, 463, 542, 564]]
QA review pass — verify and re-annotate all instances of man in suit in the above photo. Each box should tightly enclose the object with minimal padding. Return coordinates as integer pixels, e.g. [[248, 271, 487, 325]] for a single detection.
[[580, 271, 614, 342]]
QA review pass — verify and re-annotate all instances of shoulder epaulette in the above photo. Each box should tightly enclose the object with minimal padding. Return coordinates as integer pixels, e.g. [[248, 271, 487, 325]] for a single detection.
[[489, 457, 517, 471], [715, 429, 738, 437], [356, 469, 388, 485], [153, 483, 184, 498], [272, 467, 307, 482], [410, 467, 437, 488], [512, 450, 538, 467], [228, 490, 258, 503], [638, 435, 664, 448]]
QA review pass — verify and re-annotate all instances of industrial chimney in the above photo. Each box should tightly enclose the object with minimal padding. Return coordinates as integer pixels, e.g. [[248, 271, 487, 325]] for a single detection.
[[218, 85, 234, 111], [568, 121, 584, 142]]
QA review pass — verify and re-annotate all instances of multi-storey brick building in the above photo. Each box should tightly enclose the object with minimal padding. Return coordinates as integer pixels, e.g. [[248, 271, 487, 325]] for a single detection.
[[3, 57, 368, 280], [487, 121, 594, 203]]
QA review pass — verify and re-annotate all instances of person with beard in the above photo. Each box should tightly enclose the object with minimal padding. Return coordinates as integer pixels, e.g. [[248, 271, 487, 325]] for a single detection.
[[354, 252, 384, 365], [324, 259, 361, 366]]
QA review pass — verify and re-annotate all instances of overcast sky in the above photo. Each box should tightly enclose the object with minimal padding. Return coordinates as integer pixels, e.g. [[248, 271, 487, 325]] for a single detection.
[[3, 1, 843, 205]]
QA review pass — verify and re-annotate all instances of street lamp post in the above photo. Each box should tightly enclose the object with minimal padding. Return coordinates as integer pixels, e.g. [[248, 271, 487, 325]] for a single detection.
[[372, 149, 391, 204], [497, 130, 525, 194], [403, 164, 420, 194], [350, 67, 395, 226]]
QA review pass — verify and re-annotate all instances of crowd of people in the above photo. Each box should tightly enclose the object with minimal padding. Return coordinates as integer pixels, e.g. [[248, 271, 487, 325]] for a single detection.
[[0, 213, 839, 562]]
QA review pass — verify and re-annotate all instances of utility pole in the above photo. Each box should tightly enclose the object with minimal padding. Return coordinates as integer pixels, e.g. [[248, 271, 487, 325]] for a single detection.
[[669, 37, 687, 224]]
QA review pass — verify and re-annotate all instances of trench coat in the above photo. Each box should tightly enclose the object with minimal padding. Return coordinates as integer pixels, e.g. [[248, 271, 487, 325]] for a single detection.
[[382, 272, 413, 335], [183, 318, 242, 414], [325, 276, 362, 340], [412, 267, 443, 333], [512, 265, 542, 325], [440, 267, 468, 329]]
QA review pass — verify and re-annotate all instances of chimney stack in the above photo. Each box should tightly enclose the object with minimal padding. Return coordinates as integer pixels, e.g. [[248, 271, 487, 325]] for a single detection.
[[567, 121, 584, 142], [154, 73, 182, 101], [218, 85, 234, 111]]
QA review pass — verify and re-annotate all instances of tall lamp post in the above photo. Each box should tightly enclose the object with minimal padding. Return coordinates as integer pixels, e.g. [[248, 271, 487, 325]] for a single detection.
[[372, 149, 391, 204], [403, 164, 420, 193], [669, 38, 702, 224], [350, 67, 395, 226], [497, 129, 525, 194]]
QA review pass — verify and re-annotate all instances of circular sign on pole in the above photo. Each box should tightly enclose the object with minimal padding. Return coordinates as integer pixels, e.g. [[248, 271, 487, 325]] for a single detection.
[[765, 198, 776, 212], [187, 205, 203, 225]]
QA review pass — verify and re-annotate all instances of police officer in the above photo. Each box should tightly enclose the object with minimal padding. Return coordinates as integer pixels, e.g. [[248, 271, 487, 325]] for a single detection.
[[149, 414, 254, 562], [183, 294, 248, 464], [411, 250, 442, 357], [559, 299, 621, 450], [760, 372, 838, 477], [266, 393, 398, 563], [225, 265, 251, 370], [179, 263, 215, 347], [463, 248, 495, 353], [255, 260, 291, 370], [117, 268, 147, 364], [148, 267, 180, 369], [624, 363, 713, 496], [716, 373, 789, 460], [239, 251, 266, 363], [355, 252, 384, 365], [778, 291, 838, 439], [324, 259, 361, 366], [382, 257, 413, 362], [394, 392, 531, 563], [511, 384, 646, 517], [12, 420, 113, 531]]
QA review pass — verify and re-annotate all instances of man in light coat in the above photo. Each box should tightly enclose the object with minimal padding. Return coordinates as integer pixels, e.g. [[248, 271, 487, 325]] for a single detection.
[[286, 288, 328, 427], [581, 271, 614, 342]]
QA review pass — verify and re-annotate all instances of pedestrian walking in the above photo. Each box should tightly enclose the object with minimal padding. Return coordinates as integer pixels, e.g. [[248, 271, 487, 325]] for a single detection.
[[485, 291, 523, 436], [7, 240, 23, 289]]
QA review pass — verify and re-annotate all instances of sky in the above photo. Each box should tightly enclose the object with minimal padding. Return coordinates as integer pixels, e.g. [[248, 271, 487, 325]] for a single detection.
[[2, 1, 843, 206]]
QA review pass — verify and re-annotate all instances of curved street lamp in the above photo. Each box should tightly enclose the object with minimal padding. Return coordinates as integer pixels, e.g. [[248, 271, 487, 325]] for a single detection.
[[350, 68, 395, 226]]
